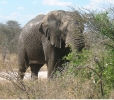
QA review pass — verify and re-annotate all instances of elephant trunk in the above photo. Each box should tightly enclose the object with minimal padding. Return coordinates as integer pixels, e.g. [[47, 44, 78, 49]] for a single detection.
[[66, 29, 85, 52]]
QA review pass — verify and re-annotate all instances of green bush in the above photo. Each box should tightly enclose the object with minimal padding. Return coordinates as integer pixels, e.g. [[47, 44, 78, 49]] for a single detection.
[[63, 46, 114, 98], [63, 49, 90, 77]]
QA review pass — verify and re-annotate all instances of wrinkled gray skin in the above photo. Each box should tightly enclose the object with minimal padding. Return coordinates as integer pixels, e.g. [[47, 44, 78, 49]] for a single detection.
[[17, 10, 85, 81]]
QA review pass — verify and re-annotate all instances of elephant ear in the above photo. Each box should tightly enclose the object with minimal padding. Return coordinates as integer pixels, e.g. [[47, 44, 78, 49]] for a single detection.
[[39, 14, 62, 48]]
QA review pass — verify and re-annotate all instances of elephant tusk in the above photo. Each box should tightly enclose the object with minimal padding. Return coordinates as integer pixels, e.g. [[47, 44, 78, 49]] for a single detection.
[[65, 43, 69, 47]]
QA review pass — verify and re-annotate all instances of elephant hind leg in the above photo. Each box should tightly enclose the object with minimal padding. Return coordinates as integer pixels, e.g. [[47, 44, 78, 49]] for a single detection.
[[30, 64, 43, 81], [17, 44, 29, 81], [17, 55, 29, 80], [17, 66, 28, 80]]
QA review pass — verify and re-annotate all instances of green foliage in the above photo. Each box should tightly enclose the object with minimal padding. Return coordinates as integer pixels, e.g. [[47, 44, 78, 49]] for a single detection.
[[63, 49, 91, 77], [86, 10, 114, 49], [63, 46, 114, 98], [103, 49, 114, 88], [89, 10, 114, 93], [94, 11, 114, 41]]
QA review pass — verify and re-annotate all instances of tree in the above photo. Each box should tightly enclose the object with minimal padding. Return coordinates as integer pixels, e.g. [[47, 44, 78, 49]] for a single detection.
[[0, 20, 22, 55]]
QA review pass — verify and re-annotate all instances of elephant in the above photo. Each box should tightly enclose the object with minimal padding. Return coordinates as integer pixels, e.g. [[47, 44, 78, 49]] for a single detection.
[[17, 10, 85, 81]]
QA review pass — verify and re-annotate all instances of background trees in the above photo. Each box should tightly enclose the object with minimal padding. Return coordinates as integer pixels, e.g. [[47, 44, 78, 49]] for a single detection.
[[0, 20, 21, 60]]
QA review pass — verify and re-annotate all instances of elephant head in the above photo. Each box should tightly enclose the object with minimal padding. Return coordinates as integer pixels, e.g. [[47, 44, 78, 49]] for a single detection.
[[39, 10, 85, 52]]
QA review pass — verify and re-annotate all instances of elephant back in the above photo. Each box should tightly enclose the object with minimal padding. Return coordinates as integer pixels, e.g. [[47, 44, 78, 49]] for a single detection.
[[20, 14, 45, 39], [24, 14, 45, 29]]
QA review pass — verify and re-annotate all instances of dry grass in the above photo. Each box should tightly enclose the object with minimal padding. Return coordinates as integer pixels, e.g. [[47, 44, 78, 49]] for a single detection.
[[0, 75, 101, 99], [0, 53, 18, 71], [0, 52, 113, 99], [109, 90, 114, 99]]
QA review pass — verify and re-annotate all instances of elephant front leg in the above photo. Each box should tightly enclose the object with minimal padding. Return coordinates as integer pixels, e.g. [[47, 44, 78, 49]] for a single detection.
[[42, 39, 60, 79], [47, 60, 56, 78], [46, 49, 60, 79]]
